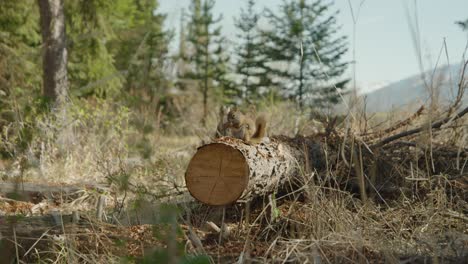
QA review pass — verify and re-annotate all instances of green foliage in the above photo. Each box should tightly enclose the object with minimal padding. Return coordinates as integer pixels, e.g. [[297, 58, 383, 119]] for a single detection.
[[1, 97, 48, 157], [264, 0, 349, 109], [0, 1, 42, 154], [216, 50, 238, 105], [69, 98, 131, 138], [65, 0, 123, 98], [180, 0, 235, 118], [234, 0, 274, 104], [0, 1, 41, 48], [109, 0, 173, 104]]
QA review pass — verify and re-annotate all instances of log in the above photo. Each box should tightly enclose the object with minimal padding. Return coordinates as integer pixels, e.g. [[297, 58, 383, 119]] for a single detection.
[[0, 214, 70, 263], [0, 182, 109, 202], [185, 136, 323, 206]]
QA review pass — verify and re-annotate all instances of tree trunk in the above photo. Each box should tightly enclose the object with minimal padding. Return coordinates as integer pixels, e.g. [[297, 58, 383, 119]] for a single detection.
[[299, 60, 304, 111], [185, 136, 324, 206], [37, 0, 68, 106], [202, 38, 209, 125]]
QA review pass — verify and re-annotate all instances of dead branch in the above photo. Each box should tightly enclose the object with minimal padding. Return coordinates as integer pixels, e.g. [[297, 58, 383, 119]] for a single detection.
[[362, 105, 425, 140], [448, 60, 468, 116], [372, 105, 468, 148]]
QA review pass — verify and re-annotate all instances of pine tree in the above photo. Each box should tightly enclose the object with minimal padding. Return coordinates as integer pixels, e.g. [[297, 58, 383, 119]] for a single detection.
[[179, 9, 187, 60], [264, 0, 348, 110], [65, 0, 123, 97], [0, 0, 42, 149], [216, 45, 238, 105], [0, 1, 41, 101], [234, 0, 273, 103], [182, 0, 233, 122], [110, 0, 172, 102]]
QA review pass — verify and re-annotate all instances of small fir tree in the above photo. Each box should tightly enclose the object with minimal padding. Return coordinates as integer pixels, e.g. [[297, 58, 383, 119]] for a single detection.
[[264, 0, 349, 110], [181, 0, 234, 123], [110, 0, 172, 102], [234, 0, 274, 103]]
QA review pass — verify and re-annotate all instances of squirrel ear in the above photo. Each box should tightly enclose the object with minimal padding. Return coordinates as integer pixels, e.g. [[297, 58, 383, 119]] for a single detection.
[[232, 105, 238, 111]]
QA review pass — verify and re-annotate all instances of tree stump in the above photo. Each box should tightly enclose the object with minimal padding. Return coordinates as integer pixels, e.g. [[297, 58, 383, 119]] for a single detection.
[[185, 136, 323, 206]]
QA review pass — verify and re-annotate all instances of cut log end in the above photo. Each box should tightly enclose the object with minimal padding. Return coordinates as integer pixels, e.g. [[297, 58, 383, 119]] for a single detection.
[[185, 143, 249, 206], [185, 136, 313, 206]]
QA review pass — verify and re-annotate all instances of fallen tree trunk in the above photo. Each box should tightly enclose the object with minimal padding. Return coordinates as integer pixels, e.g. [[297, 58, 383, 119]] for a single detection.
[[185, 136, 324, 206], [0, 213, 83, 262], [0, 182, 109, 203]]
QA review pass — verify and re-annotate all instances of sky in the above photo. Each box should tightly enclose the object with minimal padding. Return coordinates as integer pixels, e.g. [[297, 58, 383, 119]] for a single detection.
[[158, 0, 468, 93]]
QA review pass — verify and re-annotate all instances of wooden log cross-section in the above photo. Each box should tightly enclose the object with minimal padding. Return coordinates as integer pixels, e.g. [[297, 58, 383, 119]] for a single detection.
[[185, 136, 324, 206]]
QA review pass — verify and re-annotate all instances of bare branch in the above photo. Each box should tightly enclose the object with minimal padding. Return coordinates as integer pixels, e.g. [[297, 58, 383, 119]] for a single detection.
[[372, 105, 468, 148]]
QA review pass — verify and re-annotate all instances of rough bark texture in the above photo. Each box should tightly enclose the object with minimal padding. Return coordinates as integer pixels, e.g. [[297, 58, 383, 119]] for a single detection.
[[185, 136, 324, 205], [37, 0, 68, 105]]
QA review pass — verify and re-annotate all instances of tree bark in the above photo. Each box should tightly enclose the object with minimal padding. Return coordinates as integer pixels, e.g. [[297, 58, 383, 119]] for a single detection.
[[185, 136, 324, 206], [37, 0, 68, 106]]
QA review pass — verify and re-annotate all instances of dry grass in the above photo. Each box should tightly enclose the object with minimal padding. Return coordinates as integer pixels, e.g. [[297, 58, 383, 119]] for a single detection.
[[0, 94, 466, 263]]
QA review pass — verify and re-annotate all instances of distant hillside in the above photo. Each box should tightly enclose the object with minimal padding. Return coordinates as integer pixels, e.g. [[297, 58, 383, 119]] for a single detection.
[[363, 64, 467, 113]]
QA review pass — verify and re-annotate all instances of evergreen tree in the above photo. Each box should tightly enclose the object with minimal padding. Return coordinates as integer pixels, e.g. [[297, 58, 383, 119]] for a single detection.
[[234, 0, 273, 103], [0, 0, 41, 148], [182, 0, 233, 122], [0, 1, 41, 102], [65, 0, 123, 97], [176, 9, 189, 79], [216, 47, 238, 105], [264, 0, 348, 110], [110, 0, 172, 102], [179, 9, 187, 60]]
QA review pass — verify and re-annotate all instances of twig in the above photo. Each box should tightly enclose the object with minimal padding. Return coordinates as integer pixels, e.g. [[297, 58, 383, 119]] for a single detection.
[[96, 195, 106, 221], [362, 105, 424, 140], [353, 143, 367, 203], [23, 228, 52, 257], [206, 221, 220, 232], [448, 60, 468, 116], [442, 210, 468, 222], [0, 196, 21, 203], [186, 227, 204, 252], [13, 226, 19, 263]]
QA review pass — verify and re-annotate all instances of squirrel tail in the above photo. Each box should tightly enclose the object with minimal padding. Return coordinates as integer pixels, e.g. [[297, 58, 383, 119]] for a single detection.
[[251, 114, 267, 142]]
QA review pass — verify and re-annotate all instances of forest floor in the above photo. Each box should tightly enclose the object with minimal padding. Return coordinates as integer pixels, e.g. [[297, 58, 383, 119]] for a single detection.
[[0, 102, 467, 263]]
